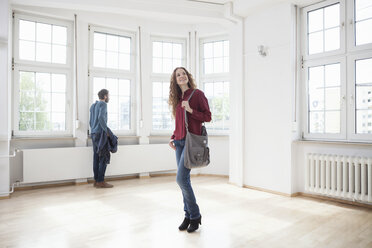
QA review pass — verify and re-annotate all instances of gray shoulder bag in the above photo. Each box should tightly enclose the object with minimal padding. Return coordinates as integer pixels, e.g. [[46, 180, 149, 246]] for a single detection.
[[184, 89, 210, 169]]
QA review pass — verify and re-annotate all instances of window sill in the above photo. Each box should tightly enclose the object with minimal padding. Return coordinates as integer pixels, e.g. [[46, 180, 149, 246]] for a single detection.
[[294, 139, 372, 146]]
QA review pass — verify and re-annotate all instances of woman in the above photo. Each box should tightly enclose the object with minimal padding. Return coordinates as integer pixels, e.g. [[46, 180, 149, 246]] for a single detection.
[[168, 67, 211, 233]]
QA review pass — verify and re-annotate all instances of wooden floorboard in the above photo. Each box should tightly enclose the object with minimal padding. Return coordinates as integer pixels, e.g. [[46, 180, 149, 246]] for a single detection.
[[0, 176, 371, 248]]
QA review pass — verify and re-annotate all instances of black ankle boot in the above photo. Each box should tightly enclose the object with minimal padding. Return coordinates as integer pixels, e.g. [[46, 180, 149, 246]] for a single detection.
[[187, 215, 202, 233], [178, 217, 190, 231]]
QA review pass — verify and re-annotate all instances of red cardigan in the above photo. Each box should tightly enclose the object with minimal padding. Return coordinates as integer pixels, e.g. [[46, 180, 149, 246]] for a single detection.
[[171, 88, 211, 140]]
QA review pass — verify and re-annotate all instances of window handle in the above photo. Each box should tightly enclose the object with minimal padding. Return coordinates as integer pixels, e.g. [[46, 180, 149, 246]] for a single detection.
[[350, 94, 354, 105]]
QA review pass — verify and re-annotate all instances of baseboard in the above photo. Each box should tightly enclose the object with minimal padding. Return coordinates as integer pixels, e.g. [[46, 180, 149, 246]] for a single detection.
[[0, 195, 10, 200], [298, 192, 372, 209], [243, 184, 295, 197]]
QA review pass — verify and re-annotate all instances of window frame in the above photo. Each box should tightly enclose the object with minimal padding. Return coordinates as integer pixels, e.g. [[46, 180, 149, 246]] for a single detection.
[[347, 0, 372, 52], [12, 12, 73, 137], [301, 0, 372, 142], [301, 0, 346, 61], [88, 25, 136, 135], [150, 36, 187, 135], [302, 56, 347, 140], [347, 51, 372, 141], [199, 35, 230, 135]]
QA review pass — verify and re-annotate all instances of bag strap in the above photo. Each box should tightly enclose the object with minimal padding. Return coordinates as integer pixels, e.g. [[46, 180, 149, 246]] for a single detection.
[[184, 89, 196, 132]]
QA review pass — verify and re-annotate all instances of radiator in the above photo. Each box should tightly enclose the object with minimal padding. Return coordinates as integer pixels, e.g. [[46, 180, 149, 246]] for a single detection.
[[305, 153, 372, 203], [23, 144, 175, 184]]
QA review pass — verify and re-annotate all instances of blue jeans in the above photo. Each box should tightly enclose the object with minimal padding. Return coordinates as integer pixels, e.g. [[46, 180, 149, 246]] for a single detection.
[[91, 133, 107, 183], [174, 139, 201, 220]]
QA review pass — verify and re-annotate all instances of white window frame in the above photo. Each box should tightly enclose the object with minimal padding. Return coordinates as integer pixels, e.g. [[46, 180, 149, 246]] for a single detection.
[[347, 0, 372, 52], [13, 12, 73, 137], [301, 0, 346, 61], [150, 36, 187, 135], [199, 35, 230, 135], [301, 0, 372, 142], [302, 57, 347, 140], [347, 51, 372, 141], [88, 25, 136, 136]]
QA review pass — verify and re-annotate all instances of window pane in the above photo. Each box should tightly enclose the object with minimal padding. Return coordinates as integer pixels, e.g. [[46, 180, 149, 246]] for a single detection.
[[119, 53, 130, 70], [106, 34, 118, 52], [20, 71, 35, 91], [214, 41, 223, 57], [52, 74, 66, 93], [162, 58, 172, 73], [308, 8, 323, 33], [94, 33, 106, 50], [36, 73, 50, 92], [356, 58, 372, 84], [119, 97, 130, 129], [19, 40, 35, 60], [52, 45, 66, 64], [204, 59, 213, 74], [52, 93, 65, 112], [163, 42, 172, 58], [106, 51, 118, 69], [325, 63, 340, 87], [356, 110, 372, 134], [19, 112, 34, 131], [309, 111, 324, 133], [204, 43, 213, 58], [93, 50, 106, 68], [325, 111, 340, 133], [325, 88, 340, 110], [106, 78, 118, 93], [52, 25, 67, 45], [36, 23, 51, 43], [36, 112, 50, 130], [36, 43, 51, 62], [324, 27, 340, 51], [109, 96, 118, 113], [20, 91, 35, 111], [19, 20, 35, 41], [309, 88, 324, 111], [153, 58, 162, 73], [108, 113, 118, 130], [153, 42, 162, 57], [172, 59, 182, 69], [153, 82, 162, 97], [35, 93, 51, 112], [52, 113, 65, 131], [324, 4, 339, 29], [118, 37, 130, 54], [308, 31, 323, 54], [355, 0, 372, 21], [356, 86, 372, 109], [173, 44, 182, 59], [118, 79, 130, 96], [356, 19, 372, 46]]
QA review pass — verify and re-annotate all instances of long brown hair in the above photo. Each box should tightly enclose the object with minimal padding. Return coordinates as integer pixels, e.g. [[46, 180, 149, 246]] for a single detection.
[[168, 67, 197, 118]]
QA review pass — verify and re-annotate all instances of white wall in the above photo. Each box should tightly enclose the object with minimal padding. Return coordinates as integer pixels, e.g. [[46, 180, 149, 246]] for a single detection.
[[0, 0, 10, 197], [243, 3, 297, 194], [6, 4, 232, 186]]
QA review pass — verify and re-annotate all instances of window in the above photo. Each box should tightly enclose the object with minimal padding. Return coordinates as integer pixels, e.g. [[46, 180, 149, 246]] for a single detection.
[[200, 38, 230, 132], [89, 26, 135, 134], [151, 38, 186, 132], [13, 13, 73, 136], [302, 0, 372, 141]]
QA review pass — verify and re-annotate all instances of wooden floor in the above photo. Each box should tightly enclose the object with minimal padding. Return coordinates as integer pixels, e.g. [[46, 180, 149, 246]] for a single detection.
[[0, 176, 371, 248]]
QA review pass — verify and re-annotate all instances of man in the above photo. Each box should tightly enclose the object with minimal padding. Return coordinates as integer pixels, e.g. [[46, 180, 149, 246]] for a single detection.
[[90, 89, 114, 188]]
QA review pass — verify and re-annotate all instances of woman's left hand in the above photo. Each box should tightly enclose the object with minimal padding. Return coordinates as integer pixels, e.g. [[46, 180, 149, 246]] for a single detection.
[[181, 101, 193, 113]]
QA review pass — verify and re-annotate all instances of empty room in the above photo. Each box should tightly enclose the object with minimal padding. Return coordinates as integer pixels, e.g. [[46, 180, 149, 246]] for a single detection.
[[0, 0, 371, 247]]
